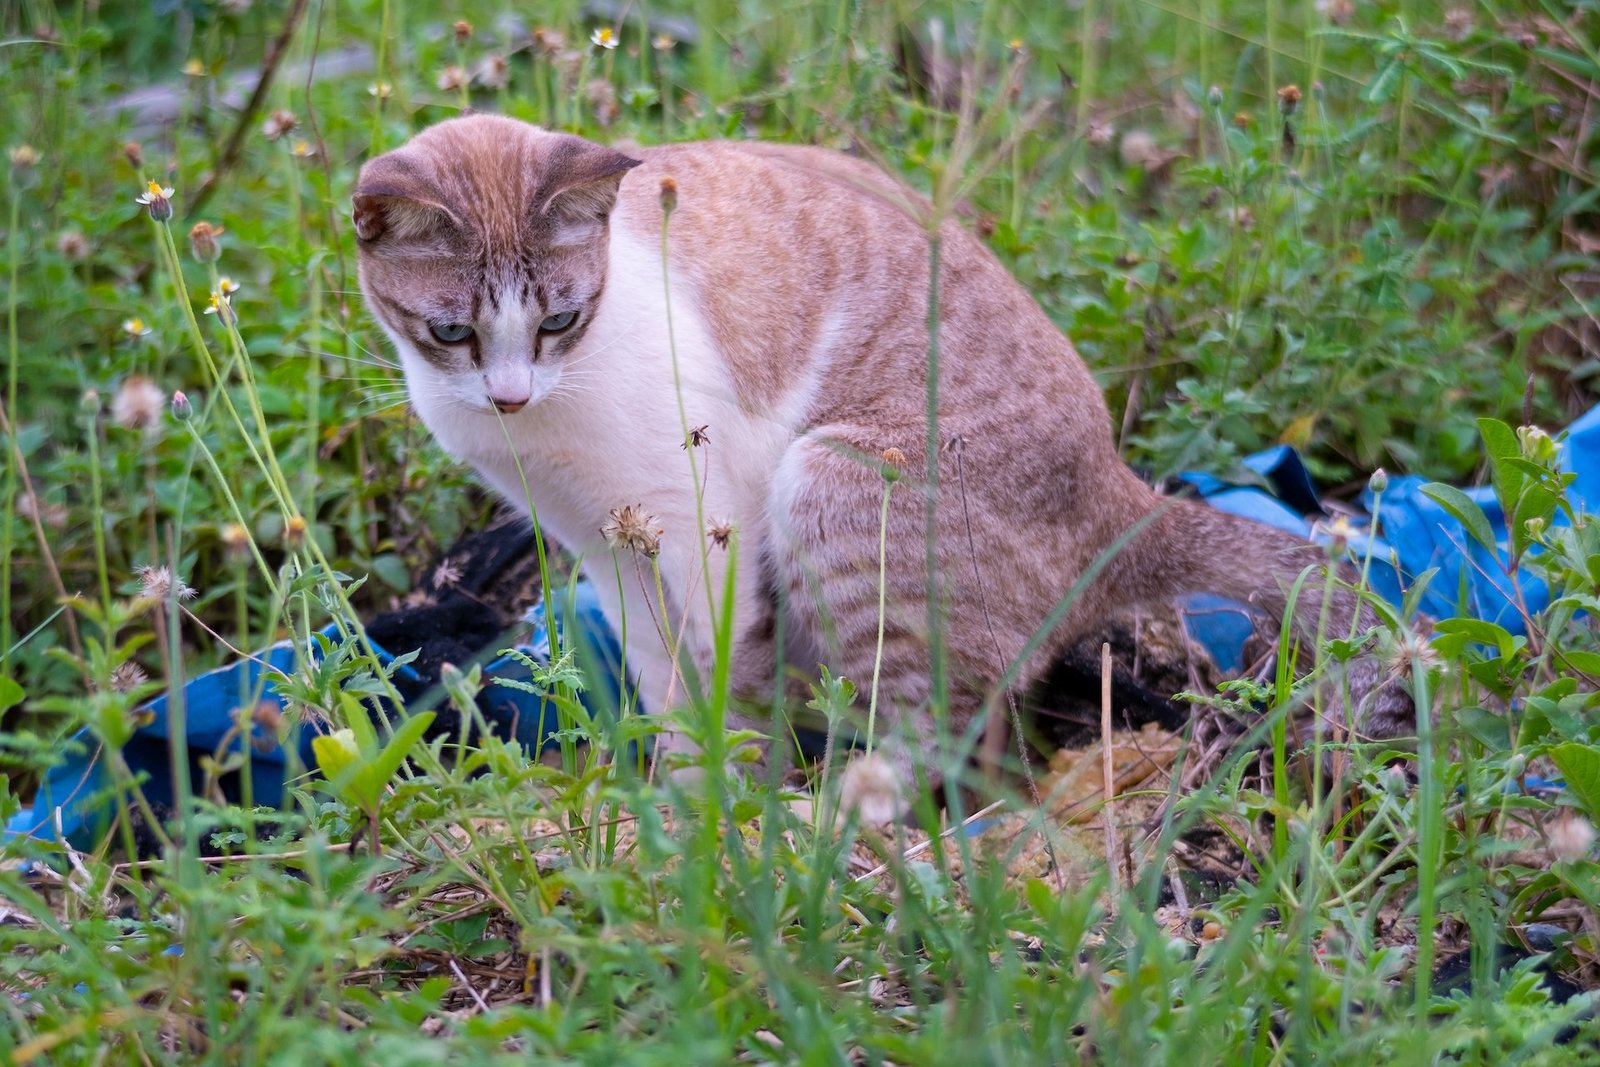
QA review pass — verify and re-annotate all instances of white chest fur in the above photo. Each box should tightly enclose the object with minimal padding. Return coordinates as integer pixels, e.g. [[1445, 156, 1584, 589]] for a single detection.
[[391, 229, 813, 705]]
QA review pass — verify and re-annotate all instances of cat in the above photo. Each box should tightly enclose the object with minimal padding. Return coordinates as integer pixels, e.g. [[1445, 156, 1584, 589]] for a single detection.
[[353, 113, 1413, 815]]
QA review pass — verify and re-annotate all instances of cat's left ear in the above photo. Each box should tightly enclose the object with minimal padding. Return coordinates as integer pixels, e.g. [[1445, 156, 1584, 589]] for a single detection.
[[536, 137, 642, 224]]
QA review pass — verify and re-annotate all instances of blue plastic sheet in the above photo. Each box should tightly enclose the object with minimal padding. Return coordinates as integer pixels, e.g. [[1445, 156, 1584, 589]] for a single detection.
[[10, 409, 1598, 852]]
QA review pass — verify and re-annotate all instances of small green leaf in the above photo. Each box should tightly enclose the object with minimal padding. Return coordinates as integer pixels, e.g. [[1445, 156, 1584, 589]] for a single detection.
[[1420, 482, 1498, 554], [0, 675, 23, 715]]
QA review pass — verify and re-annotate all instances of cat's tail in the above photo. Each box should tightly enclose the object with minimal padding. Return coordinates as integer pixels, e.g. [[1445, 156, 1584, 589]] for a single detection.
[[1121, 493, 1415, 743]]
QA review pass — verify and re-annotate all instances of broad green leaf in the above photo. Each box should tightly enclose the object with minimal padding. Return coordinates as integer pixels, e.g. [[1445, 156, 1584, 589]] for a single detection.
[[1454, 706, 1510, 752], [312, 728, 361, 785], [1419, 482, 1498, 554], [1476, 417, 1523, 516], [1549, 743, 1600, 822]]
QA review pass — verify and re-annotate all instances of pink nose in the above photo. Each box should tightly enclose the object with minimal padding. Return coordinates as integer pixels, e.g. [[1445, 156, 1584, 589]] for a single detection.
[[491, 396, 527, 414]]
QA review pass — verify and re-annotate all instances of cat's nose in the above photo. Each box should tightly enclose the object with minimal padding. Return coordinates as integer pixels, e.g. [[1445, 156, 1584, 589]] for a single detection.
[[490, 394, 528, 414]]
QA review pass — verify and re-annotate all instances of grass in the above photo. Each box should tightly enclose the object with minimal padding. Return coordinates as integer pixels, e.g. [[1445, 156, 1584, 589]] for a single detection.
[[2, 0, 1599, 1062]]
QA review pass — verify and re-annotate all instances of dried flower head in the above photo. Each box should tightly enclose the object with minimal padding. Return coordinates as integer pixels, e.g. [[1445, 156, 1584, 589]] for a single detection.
[[590, 26, 619, 50], [1443, 7, 1473, 40], [1119, 129, 1158, 169], [881, 447, 907, 483], [681, 423, 708, 448], [659, 176, 678, 213], [188, 220, 224, 263], [452, 19, 473, 45], [16, 491, 66, 528], [56, 230, 90, 261], [261, 108, 298, 141], [123, 142, 144, 169], [121, 316, 152, 340], [1232, 112, 1252, 130], [136, 564, 196, 603], [1277, 84, 1302, 114], [838, 751, 903, 826], [601, 503, 663, 556], [1085, 120, 1115, 147], [707, 518, 734, 549], [221, 522, 251, 560], [1229, 205, 1254, 229], [111, 375, 166, 431], [534, 28, 566, 56], [9, 144, 39, 189], [1549, 814, 1596, 862], [1384, 626, 1439, 683], [474, 53, 510, 89], [135, 179, 175, 222], [1317, 0, 1355, 25], [110, 661, 150, 693], [586, 78, 620, 126], [436, 65, 469, 92], [284, 514, 309, 548]]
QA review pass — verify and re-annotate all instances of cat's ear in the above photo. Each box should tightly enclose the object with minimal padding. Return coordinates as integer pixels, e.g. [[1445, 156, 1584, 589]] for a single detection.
[[536, 137, 642, 224], [352, 150, 462, 243]]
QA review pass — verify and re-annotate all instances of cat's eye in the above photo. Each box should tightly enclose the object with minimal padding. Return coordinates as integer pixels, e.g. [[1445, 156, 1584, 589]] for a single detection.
[[539, 311, 577, 333], [430, 322, 473, 344]]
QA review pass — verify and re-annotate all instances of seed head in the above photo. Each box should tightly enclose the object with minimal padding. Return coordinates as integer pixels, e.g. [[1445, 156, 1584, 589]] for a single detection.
[[1085, 120, 1115, 147], [452, 19, 473, 45], [659, 176, 678, 214], [707, 518, 734, 549], [261, 109, 298, 141], [171, 390, 193, 421], [135, 179, 175, 222], [838, 751, 903, 827], [1277, 84, 1302, 115], [681, 423, 708, 448], [1232, 112, 1251, 130], [474, 54, 510, 89], [1549, 813, 1595, 862], [436, 65, 469, 92], [136, 564, 196, 604], [601, 503, 663, 556], [284, 514, 309, 548], [188, 220, 224, 263], [111, 375, 166, 432], [1384, 626, 1439, 683], [56, 230, 90, 261], [110, 661, 150, 693]]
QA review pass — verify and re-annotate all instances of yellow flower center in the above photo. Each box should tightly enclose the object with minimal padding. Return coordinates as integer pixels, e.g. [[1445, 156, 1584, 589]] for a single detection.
[[145, 180, 164, 198], [127, 317, 144, 332], [598, 28, 613, 43]]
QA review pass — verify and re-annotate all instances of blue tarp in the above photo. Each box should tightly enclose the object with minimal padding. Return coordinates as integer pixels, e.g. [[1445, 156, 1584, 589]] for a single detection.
[[11, 408, 1599, 852]]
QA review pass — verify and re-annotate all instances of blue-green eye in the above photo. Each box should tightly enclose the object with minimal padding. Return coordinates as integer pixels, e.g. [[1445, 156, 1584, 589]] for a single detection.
[[539, 311, 577, 332], [430, 322, 473, 344]]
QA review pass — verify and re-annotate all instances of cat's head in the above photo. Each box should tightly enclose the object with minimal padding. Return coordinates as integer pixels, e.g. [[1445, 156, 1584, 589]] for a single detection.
[[353, 115, 640, 415]]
